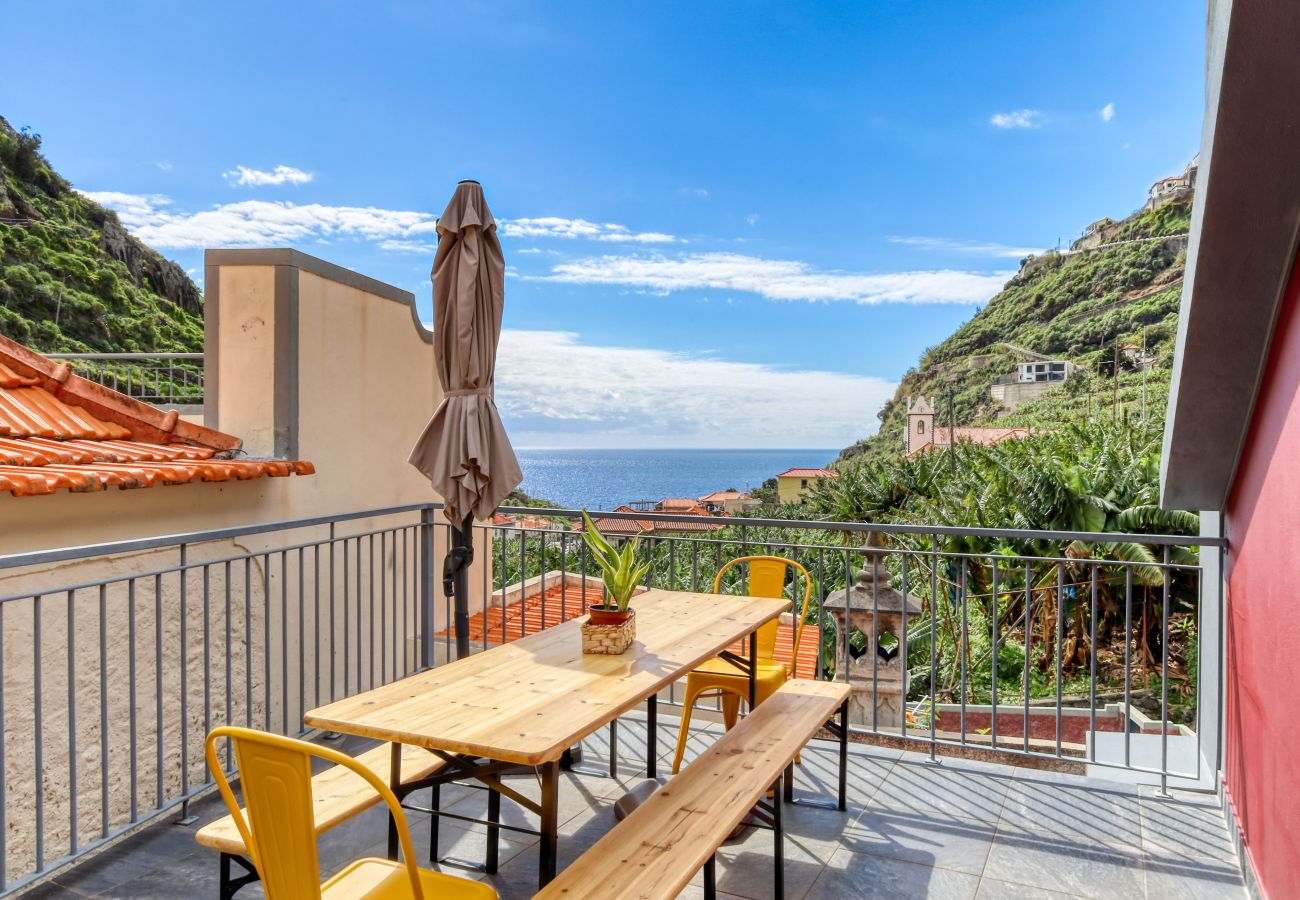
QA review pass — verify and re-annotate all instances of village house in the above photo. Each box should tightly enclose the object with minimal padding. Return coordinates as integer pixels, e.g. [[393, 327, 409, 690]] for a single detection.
[[775, 466, 836, 504]]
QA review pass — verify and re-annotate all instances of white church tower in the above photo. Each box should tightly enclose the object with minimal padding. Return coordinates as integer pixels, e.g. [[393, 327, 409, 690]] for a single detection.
[[904, 396, 936, 455]]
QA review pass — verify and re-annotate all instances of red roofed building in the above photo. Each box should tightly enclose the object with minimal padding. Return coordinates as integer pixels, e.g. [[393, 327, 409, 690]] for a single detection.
[[698, 490, 758, 514], [904, 396, 1029, 457], [0, 334, 313, 497], [579, 504, 726, 536], [775, 467, 836, 504]]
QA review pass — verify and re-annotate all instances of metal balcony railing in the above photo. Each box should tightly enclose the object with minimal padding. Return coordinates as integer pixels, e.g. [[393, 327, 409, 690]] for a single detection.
[[0, 502, 1223, 895], [46, 353, 204, 405]]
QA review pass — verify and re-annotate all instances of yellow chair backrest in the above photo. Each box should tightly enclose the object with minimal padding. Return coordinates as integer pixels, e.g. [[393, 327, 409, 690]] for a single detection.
[[713, 556, 814, 676], [204, 727, 425, 900]]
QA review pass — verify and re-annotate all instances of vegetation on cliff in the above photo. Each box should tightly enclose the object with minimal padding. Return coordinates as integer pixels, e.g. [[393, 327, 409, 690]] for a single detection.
[[840, 197, 1192, 462], [0, 116, 203, 354]]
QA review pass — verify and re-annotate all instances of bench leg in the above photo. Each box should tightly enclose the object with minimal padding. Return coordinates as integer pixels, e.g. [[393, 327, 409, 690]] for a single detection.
[[784, 761, 795, 804], [486, 787, 501, 874], [838, 698, 849, 812], [773, 772, 785, 900], [219, 853, 259, 900], [538, 760, 561, 890], [703, 854, 717, 899], [220, 853, 232, 900]]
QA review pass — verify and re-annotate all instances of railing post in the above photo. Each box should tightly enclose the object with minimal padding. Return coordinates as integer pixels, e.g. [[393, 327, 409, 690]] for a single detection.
[[420, 506, 435, 670]]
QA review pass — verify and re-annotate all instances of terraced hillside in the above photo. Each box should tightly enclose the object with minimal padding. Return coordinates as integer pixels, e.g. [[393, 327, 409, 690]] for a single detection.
[[841, 196, 1191, 461]]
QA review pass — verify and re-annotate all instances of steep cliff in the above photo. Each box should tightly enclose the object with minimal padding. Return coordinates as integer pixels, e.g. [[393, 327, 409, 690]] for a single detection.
[[0, 115, 203, 353], [840, 196, 1192, 462]]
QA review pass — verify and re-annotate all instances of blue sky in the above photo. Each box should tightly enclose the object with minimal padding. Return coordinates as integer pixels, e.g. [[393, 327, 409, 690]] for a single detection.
[[3, 2, 1204, 447]]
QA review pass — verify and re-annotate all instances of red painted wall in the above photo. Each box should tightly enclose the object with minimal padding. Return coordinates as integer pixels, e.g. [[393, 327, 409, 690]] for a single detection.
[[1224, 244, 1300, 899]]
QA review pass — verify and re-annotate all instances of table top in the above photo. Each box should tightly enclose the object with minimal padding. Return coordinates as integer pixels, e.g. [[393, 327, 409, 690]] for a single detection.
[[303, 589, 790, 765]]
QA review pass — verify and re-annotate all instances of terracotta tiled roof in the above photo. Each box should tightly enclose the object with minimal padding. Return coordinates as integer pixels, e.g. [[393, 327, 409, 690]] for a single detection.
[[578, 504, 726, 535], [658, 497, 699, 510], [698, 491, 745, 502], [907, 426, 1029, 458], [441, 583, 820, 677], [777, 468, 837, 479], [0, 335, 313, 497]]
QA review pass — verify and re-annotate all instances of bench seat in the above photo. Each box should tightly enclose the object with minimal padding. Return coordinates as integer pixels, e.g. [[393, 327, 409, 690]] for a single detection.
[[196, 741, 444, 856], [535, 678, 850, 900]]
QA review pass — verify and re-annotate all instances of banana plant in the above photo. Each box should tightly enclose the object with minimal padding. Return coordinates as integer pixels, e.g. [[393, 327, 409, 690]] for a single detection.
[[580, 509, 651, 612]]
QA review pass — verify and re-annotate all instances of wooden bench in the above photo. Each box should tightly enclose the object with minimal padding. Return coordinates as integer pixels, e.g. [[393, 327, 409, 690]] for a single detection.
[[534, 678, 851, 900], [196, 740, 445, 899]]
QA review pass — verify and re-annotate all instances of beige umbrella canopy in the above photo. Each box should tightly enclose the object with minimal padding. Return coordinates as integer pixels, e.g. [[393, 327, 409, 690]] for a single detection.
[[409, 180, 522, 525]]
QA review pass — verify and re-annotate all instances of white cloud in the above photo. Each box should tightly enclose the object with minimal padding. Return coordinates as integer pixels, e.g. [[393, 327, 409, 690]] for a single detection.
[[81, 192, 438, 249], [80, 191, 173, 227], [224, 165, 314, 186], [990, 109, 1043, 129], [537, 252, 1009, 305], [1100, 102, 1116, 123], [154, 161, 174, 172], [376, 239, 435, 254], [887, 236, 1043, 259], [746, 213, 759, 226], [501, 217, 678, 243], [496, 330, 895, 448], [680, 187, 710, 198]]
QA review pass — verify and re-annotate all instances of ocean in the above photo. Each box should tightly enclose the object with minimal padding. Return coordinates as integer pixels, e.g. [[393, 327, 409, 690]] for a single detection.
[[513, 448, 839, 512]]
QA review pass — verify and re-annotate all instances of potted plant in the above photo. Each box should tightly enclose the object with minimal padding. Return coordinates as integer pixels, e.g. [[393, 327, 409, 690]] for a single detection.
[[579, 509, 650, 654]]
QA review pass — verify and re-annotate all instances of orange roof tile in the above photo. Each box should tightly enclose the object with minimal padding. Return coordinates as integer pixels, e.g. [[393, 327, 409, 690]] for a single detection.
[[777, 467, 837, 478], [698, 491, 745, 502], [658, 497, 699, 510], [441, 583, 821, 677], [0, 335, 313, 498], [907, 426, 1029, 458]]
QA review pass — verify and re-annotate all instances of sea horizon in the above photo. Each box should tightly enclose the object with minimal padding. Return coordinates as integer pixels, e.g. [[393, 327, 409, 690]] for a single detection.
[[513, 447, 840, 512]]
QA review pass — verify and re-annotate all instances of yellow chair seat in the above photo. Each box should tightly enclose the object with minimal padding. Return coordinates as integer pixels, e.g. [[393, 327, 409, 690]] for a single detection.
[[322, 858, 496, 899], [692, 656, 789, 682], [671, 555, 815, 774]]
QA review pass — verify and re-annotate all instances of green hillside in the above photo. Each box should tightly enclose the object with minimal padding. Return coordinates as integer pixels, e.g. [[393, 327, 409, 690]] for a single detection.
[[840, 196, 1192, 461], [0, 115, 203, 354]]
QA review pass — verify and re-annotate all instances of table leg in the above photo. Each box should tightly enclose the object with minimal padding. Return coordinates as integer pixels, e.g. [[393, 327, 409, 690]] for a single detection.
[[609, 719, 619, 777], [387, 743, 401, 860], [646, 693, 658, 777], [838, 698, 849, 811], [428, 783, 440, 863], [784, 761, 794, 804], [486, 788, 501, 874], [773, 772, 785, 900], [703, 854, 717, 899], [749, 628, 758, 709], [538, 760, 561, 889]]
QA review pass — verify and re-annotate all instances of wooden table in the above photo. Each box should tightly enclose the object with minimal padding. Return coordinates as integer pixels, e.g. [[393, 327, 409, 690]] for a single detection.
[[303, 588, 790, 889]]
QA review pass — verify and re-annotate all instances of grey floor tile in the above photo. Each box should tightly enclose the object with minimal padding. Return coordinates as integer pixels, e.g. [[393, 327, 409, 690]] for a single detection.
[[871, 757, 1012, 821], [712, 838, 827, 900], [1138, 790, 1238, 864], [999, 769, 1142, 846], [982, 829, 1145, 899], [845, 809, 996, 876], [973, 877, 1075, 899], [810, 848, 981, 899]]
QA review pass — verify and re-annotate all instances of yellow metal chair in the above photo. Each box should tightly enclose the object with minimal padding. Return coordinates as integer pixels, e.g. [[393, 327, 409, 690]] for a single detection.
[[671, 555, 814, 774], [204, 726, 496, 900]]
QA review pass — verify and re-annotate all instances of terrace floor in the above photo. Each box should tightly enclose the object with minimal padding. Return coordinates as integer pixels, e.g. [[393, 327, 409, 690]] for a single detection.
[[33, 712, 1246, 900]]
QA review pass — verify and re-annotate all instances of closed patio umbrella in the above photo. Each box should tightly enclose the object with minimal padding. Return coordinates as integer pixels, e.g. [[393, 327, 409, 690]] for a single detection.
[[409, 180, 522, 659]]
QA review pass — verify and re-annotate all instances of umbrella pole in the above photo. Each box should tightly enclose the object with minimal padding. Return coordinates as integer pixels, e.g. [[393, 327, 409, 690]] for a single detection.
[[451, 515, 474, 659]]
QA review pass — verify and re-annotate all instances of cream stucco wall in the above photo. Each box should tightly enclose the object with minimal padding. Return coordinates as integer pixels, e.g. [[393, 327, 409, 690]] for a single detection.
[[0, 250, 508, 882]]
